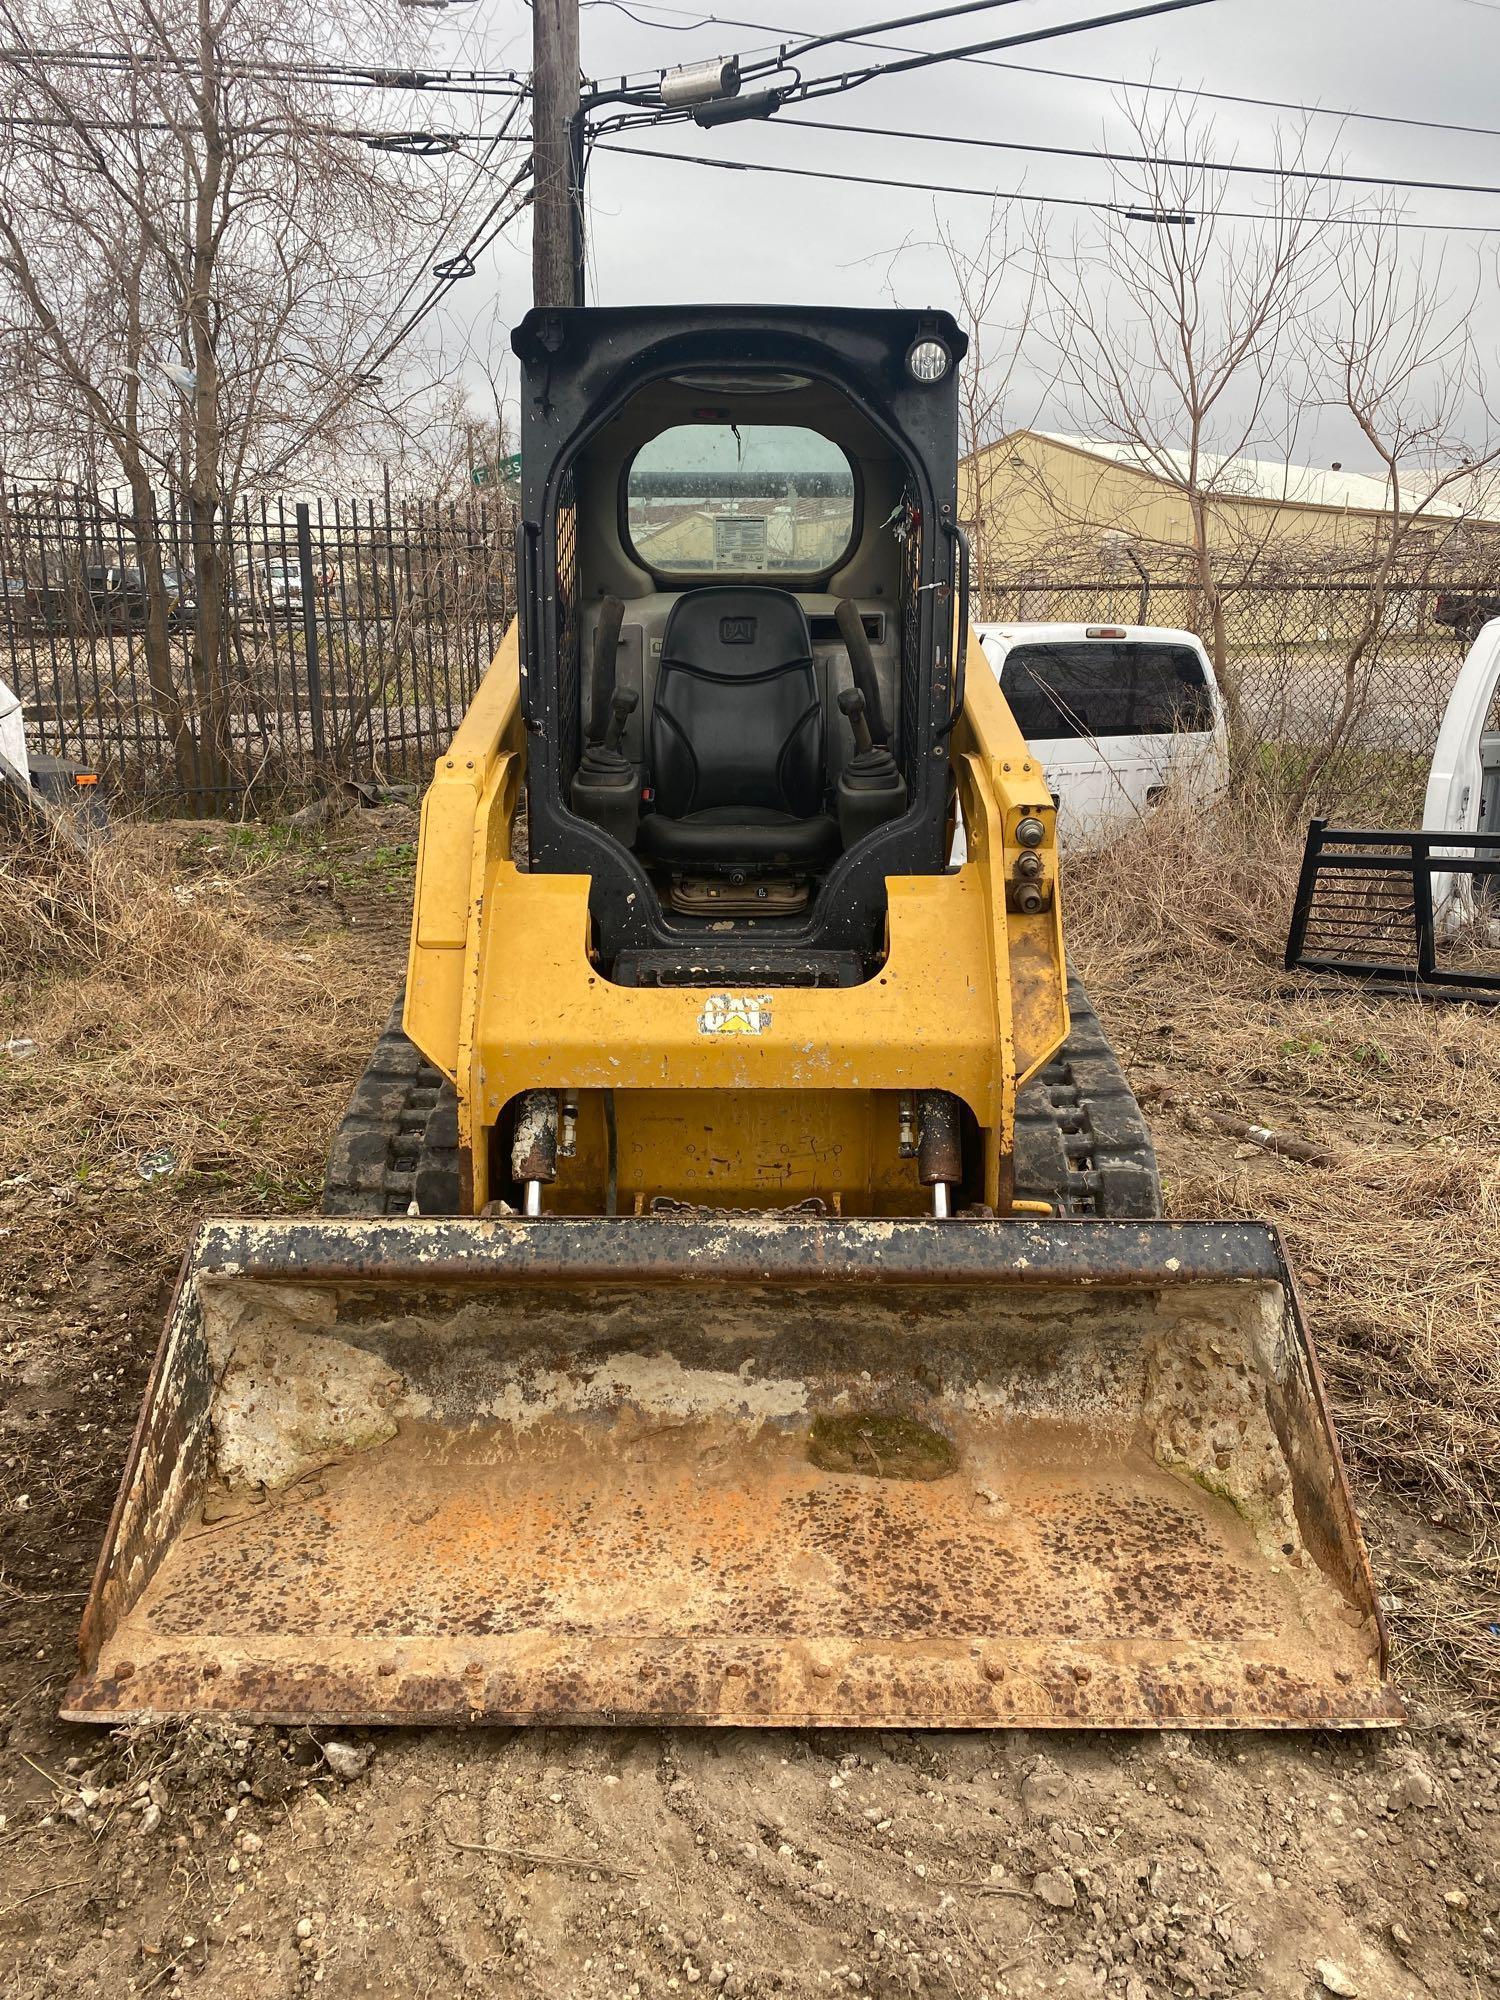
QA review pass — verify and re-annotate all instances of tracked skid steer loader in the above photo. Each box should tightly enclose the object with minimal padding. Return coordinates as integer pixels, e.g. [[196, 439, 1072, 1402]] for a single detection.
[[67, 308, 1401, 1730]]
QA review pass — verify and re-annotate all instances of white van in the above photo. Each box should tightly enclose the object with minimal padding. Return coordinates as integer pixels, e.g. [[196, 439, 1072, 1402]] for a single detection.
[[0, 675, 26, 791], [966, 622, 1230, 857]]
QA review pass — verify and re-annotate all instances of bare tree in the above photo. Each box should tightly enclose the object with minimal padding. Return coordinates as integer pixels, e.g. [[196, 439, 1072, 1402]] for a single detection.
[[1288, 213, 1500, 804], [855, 203, 1047, 619], [1038, 93, 1341, 728], [0, 0, 511, 799], [935, 201, 1046, 619]]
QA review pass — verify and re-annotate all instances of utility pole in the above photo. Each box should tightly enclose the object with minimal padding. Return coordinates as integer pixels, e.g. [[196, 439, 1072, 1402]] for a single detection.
[[531, 0, 584, 309]]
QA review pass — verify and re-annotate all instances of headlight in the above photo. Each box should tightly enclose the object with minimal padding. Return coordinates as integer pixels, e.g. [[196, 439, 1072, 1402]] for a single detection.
[[906, 338, 951, 384]]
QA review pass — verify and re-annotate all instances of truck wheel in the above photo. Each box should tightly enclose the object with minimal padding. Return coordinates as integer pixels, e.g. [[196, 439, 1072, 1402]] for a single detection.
[[1012, 977, 1163, 1217], [323, 986, 462, 1215]]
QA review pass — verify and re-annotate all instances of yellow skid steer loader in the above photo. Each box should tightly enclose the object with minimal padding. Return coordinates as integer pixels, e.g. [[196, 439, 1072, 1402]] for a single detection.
[[67, 307, 1400, 1730]]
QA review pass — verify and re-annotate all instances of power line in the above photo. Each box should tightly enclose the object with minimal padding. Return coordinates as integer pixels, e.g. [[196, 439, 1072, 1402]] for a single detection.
[[585, 0, 1220, 110], [0, 45, 528, 96], [588, 0, 1222, 126], [259, 188, 533, 481], [789, 0, 1221, 98], [258, 98, 532, 481], [586, 0, 1500, 144], [0, 109, 506, 149], [364, 180, 534, 374], [753, 0, 1037, 67], [596, 134, 1500, 234], [358, 106, 533, 374], [984, 56, 1500, 144], [778, 113, 1500, 200]]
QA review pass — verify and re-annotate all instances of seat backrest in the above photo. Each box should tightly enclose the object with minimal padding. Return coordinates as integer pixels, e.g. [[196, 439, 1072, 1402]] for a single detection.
[[650, 587, 823, 819]]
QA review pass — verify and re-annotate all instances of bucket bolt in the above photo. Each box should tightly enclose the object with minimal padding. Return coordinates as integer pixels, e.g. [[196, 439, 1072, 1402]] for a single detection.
[[511, 1089, 560, 1217], [916, 1090, 963, 1219]]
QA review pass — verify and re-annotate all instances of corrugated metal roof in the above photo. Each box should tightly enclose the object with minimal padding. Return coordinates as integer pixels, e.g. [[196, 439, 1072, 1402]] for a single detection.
[[1017, 431, 1477, 520]]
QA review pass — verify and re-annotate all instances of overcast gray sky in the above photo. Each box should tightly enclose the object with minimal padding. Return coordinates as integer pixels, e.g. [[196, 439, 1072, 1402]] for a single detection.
[[418, 0, 1500, 474]]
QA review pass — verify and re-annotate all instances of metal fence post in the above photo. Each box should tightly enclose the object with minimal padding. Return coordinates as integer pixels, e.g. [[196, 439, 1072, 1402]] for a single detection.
[[295, 501, 327, 769]]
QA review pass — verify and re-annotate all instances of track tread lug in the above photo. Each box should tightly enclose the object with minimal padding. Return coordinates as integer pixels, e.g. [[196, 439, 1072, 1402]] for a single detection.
[[1013, 975, 1161, 1218], [322, 984, 463, 1216]]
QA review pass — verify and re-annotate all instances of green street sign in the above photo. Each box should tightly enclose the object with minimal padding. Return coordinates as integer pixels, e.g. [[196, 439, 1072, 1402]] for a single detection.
[[471, 454, 520, 490]]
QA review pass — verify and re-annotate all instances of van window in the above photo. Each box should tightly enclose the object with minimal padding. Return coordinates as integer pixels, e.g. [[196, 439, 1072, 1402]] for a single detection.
[[1000, 642, 1214, 740], [625, 424, 857, 576]]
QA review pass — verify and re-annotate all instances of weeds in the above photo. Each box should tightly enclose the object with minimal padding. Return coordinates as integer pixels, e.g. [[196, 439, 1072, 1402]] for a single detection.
[[0, 812, 405, 1271]]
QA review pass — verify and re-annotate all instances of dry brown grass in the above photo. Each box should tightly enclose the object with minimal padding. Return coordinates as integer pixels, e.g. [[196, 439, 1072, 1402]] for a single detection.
[[1066, 791, 1500, 1714], [0, 809, 142, 979], [0, 817, 400, 1272]]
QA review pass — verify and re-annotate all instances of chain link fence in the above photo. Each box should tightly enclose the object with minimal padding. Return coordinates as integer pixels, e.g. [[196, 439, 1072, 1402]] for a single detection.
[[1, 483, 516, 814], [983, 573, 1494, 822]]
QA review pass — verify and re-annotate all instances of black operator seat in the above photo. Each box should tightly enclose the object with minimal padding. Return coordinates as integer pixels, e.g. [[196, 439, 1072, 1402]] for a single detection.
[[635, 585, 841, 868]]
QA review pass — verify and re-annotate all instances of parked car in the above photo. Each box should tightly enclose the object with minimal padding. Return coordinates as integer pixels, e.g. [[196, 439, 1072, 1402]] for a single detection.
[[1434, 591, 1500, 648], [959, 622, 1230, 858], [256, 559, 335, 611], [0, 574, 32, 626], [0, 673, 26, 789], [167, 571, 199, 631], [1423, 615, 1500, 931], [85, 564, 146, 626], [0, 672, 104, 829], [85, 564, 196, 632], [2, 571, 74, 630]]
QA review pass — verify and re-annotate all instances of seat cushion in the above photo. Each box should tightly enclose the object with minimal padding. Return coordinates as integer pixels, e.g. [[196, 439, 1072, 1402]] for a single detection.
[[637, 810, 841, 868], [650, 587, 824, 822]]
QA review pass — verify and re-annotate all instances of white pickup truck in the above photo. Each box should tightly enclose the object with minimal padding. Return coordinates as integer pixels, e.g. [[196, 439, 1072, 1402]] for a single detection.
[[959, 621, 1230, 858]]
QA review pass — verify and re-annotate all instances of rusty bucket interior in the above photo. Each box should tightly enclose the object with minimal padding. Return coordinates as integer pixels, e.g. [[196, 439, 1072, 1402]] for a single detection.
[[64, 1217, 1401, 1730]]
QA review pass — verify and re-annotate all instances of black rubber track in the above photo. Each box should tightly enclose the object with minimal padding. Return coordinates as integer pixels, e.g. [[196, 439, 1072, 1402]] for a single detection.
[[322, 986, 461, 1216], [324, 976, 1161, 1221], [1012, 975, 1163, 1217]]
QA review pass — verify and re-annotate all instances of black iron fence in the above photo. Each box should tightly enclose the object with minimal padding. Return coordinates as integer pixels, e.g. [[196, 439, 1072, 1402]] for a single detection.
[[0, 483, 515, 813]]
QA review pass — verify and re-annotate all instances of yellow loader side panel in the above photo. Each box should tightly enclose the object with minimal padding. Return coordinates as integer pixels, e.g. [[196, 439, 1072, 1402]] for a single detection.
[[405, 624, 1068, 1213]]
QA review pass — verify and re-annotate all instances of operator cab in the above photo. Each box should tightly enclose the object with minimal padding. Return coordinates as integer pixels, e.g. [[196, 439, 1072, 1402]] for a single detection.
[[513, 307, 968, 983]]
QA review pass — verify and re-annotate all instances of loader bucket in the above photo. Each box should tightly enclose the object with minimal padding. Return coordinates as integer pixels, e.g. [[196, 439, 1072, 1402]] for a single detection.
[[65, 1217, 1401, 1730]]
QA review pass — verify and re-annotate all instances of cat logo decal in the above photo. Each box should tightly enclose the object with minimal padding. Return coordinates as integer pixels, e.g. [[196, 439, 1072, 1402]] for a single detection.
[[697, 992, 773, 1035]]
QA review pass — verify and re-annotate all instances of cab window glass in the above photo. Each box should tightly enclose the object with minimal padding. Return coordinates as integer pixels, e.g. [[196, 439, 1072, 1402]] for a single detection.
[[625, 424, 856, 575]]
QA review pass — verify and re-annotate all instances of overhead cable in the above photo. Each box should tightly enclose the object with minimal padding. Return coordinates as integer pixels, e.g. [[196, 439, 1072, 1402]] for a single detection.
[[596, 135, 1500, 234], [777, 113, 1500, 199], [586, 0, 1500, 143]]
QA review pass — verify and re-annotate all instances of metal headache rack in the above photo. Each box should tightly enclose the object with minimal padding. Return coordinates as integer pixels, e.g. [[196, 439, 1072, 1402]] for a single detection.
[[1286, 819, 1500, 1001]]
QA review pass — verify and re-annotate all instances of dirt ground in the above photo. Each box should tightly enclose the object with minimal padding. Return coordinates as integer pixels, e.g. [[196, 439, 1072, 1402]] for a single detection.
[[1, 803, 1496, 2000]]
